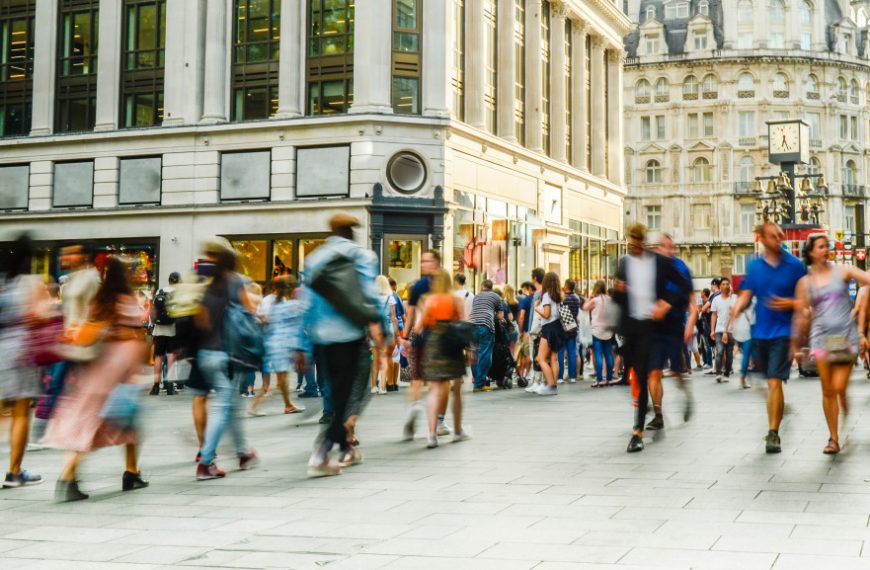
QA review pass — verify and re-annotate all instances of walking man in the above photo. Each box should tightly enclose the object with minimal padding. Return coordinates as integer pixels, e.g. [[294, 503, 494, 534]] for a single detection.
[[470, 280, 505, 392], [710, 277, 737, 383], [729, 222, 805, 453]]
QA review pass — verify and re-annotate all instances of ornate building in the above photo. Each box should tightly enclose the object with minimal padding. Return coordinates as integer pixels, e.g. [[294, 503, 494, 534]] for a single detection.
[[623, 0, 870, 281]]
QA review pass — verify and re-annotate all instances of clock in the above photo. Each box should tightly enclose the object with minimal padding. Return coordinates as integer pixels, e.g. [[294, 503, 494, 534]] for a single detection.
[[767, 119, 809, 164]]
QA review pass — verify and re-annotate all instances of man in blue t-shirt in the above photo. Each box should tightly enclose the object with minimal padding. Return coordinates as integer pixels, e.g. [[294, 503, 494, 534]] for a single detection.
[[729, 222, 806, 454]]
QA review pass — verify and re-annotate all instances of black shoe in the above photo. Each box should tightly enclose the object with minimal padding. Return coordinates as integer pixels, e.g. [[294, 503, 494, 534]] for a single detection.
[[627, 434, 644, 453], [645, 417, 664, 431], [55, 479, 89, 502], [765, 430, 781, 454], [122, 470, 149, 492], [319, 412, 334, 425], [299, 392, 320, 399], [165, 382, 177, 396], [149, 383, 160, 396]]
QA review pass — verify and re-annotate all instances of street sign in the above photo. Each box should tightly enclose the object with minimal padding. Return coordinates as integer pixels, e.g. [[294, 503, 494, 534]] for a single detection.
[[836, 231, 844, 240], [857, 249, 867, 261]]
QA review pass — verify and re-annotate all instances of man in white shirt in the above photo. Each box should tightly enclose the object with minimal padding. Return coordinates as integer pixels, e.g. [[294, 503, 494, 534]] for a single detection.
[[453, 274, 475, 322], [710, 277, 737, 383], [150, 272, 180, 396]]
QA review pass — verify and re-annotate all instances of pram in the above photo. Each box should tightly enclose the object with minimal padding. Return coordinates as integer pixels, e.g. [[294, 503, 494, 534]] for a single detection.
[[489, 320, 527, 389]]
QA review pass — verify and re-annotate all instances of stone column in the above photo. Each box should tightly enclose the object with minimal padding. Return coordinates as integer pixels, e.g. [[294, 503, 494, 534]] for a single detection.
[[30, 0, 59, 135], [525, 1, 543, 152], [463, 0, 485, 127], [607, 47, 624, 186], [350, 0, 393, 114], [422, 0, 451, 117], [496, 0, 516, 140], [589, 35, 606, 177], [94, 0, 122, 131], [200, 0, 229, 123], [549, 4, 567, 163], [276, 0, 304, 118], [571, 21, 587, 169]]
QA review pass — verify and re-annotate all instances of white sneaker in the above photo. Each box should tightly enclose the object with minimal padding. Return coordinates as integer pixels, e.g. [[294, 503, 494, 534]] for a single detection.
[[436, 421, 451, 436], [452, 431, 471, 443], [402, 405, 419, 441], [525, 381, 540, 393], [537, 385, 558, 396], [370, 386, 378, 394], [557, 378, 565, 385], [426, 435, 438, 449], [568, 378, 577, 384]]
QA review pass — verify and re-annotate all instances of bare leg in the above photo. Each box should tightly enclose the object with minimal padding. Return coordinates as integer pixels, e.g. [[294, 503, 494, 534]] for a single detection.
[[60, 452, 83, 481], [153, 354, 163, 385], [426, 382, 443, 436], [451, 379, 463, 433], [250, 373, 273, 412], [276, 372, 292, 408], [649, 370, 664, 415], [9, 399, 31, 474], [371, 348, 379, 390], [538, 340, 556, 386], [438, 381, 449, 417], [193, 395, 207, 449], [125, 444, 138, 473], [767, 378, 784, 431]]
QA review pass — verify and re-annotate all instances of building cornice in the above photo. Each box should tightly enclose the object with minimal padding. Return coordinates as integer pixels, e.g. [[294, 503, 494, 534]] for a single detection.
[[625, 53, 870, 73], [569, 0, 633, 42]]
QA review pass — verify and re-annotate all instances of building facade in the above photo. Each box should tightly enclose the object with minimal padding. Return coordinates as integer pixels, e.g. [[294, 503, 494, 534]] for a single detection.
[[0, 0, 630, 296], [623, 0, 870, 281]]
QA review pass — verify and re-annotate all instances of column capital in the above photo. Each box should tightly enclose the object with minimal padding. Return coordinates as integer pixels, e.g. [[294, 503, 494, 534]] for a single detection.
[[571, 18, 589, 36], [550, 1, 569, 20], [607, 47, 627, 64], [590, 34, 606, 50]]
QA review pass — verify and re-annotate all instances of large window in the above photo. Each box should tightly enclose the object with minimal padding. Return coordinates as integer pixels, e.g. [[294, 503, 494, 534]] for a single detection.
[[483, 0, 496, 130], [451, 0, 464, 120], [541, 0, 550, 155], [513, 0, 524, 144], [56, 0, 99, 133], [0, 1, 35, 137], [644, 205, 662, 229], [121, 0, 166, 128], [232, 0, 280, 121], [692, 157, 711, 183], [739, 203, 756, 234], [392, 0, 421, 115], [307, 0, 353, 115], [645, 160, 662, 183]]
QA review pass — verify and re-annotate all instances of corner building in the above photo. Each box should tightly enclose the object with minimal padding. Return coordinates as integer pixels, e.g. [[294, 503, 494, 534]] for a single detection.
[[0, 0, 629, 295], [623, 0, 870, 281]]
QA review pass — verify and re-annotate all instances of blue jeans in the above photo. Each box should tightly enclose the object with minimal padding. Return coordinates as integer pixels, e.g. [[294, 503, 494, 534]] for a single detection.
[[740, 339, 754, 377], [558, 335, 578, 380], [298, 367, 318, 396], [314, 345, 333, 414], [592, 336, 615, 382], [198, 350, 248, 465], [239, 369, 255, 394], [473, 325, 495, 388]]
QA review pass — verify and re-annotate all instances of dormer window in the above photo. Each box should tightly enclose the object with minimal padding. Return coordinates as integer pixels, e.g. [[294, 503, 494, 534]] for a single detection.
[[643, 33, 661, 55], [693, 31, 708, 50], [646, 5, 656, 21], [664, 1, 689, 20], [699, 1, 709, 16]]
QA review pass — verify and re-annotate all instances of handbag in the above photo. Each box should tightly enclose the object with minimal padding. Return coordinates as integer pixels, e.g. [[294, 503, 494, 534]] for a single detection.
[[29, 314, 65, 366], [440, 321, 476, 356], [99, 383, 143, 431], [824, 334, 854, 364], [58, 320, 110, 362], [310, 255, 379, 328], [559, 303, 578, 333], [224, 301, 265, 370]]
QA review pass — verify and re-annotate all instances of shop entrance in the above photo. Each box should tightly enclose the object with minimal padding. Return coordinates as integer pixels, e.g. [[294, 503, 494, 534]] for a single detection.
[[383, 235, 425, 298]]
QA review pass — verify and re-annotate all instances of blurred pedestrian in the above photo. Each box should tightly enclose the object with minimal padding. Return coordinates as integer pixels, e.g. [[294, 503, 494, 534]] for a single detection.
[[470, 280, 504, 392], [584, 280, 615, 387], [532, 272, 565, 396], [149, 271, 180, 396], [558, 279, 582, 384], [371, 275, 398, 395]]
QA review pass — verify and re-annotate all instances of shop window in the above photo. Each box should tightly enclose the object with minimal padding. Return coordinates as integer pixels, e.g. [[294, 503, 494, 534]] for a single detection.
[[307, 0, 354, 115], [53, 161, 94, 208], [119, 156, 161, 204], [0, 164, 29, 210], [392, 0, 422, 115], [233, 0, 280, 121], [121, 0, 166, 128], [296, 145, 350, 197], [56, 0, 99, 133], [220, 150, 271, 201], [0, 0, 35, 137]]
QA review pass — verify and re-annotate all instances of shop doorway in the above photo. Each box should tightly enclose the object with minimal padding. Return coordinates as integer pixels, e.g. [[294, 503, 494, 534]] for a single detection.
[[383, 235, 425, 298]]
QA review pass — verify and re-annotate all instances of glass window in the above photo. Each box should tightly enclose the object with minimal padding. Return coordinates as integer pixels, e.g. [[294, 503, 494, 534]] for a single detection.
[[0, 2, 35, 137], [806, 112, 820, 139], [688, 113, 699, 138], [296, 146, 350, 197], [703, 112, 714, 136], [451, 0, 464, 120], [392, 0, 422, 116], [392, 76, 419, 114], [655, 115, 665, 139], [645, 160, 662, 183], [737, 0, 752, 22], [122, 0, 166, 128], [641, 116, 651, 140], [805, 74, 819, 95], [541, 0, 550, 154], [702, 74, 716, 96], [393, 0, 419, 52], [738, 73, 754, 93], [683, 75, 699, 98], [232, 0, 280, 121], [513, 0, 524, 144], [692, 204, 712, 228], [636, 78, 650, 99], [692, 157, 711, 183], [738, 110, 754, 137], [644, 205, 662, 229], [307, 0, 354, 115], [740, 203, 756, 234], [655, 78, 668, 98], [56, 0, 99, 133]]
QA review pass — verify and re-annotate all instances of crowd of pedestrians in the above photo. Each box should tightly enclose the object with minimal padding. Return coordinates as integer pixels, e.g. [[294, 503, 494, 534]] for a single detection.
[[2, 217, 869, 500]]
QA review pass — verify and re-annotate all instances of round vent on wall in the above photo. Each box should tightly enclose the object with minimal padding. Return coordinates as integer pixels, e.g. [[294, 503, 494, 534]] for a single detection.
[[387, 151, 427, 194]]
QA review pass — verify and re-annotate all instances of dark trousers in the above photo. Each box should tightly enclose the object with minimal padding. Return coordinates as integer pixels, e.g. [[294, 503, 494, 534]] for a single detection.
[[622, 319, 656, 432], [715, 333, 735, 376], [313, 345, 333, 414], [321, 338, 371, 451]]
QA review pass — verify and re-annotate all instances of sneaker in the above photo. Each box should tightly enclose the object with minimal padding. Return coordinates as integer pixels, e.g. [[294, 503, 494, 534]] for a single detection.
[[307, 461, 342, 478], [426, 435, 438, 449], [722, 376, 730, 383], [765, 431, 782, 454], [436, 421, 451, 436], [196, 462, 226, 480], [165, 382, 177, 396], [525, 381, 541, 393], [3, 470, 42, 488], [336, 447, 364, 467], [195, 451, 201, 463], [705, 369, 717, 375], [452, 431, 471, 443], [121, 470, 149, 492], [568, 378, 577, 384], [645, 416, 665, 431], [537, 385, 558, 396], [557, 378, 565, 385], [627, 434, 644, 453], [238, 450, 259, 471], [402, 406, 419, 441], [370, 386, 378, 394], [715, 375, 722, 383], [149, 383, 160, 396], [55, 479, 88, 502]]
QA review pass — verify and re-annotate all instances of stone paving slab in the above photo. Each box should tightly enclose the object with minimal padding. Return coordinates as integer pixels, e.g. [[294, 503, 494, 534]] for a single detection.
[[2, 367, 870, 569]]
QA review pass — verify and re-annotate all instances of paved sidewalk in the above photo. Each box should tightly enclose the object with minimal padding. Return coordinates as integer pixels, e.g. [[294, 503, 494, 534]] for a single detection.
[[2, 368, 870, 569]]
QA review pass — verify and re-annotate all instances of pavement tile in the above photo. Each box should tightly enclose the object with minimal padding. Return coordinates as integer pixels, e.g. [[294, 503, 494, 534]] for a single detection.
[[619, 547, 778, 570], [382, 556, 538, 570], [362, 537, 497, 558], [477, 542, 628, 563], [772, 554, 870, 569], [112, 546, 214, 565]]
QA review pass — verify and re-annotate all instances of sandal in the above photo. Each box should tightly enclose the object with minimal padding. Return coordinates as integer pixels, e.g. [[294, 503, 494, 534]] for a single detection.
[[284, 406, 305, 414], [823, 439, 840, 455]]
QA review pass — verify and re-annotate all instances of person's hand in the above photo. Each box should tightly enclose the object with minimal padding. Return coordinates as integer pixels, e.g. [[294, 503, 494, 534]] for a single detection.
[[722, 332, 729, 345], [710, 331, 716, 340], [767, 296, 794, 312], [683, 325, 694, 345], [293, 351, 308, 375]]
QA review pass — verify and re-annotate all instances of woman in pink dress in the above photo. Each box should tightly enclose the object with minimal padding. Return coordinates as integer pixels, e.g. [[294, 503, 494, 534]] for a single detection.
[[45, 257, 149, 501]]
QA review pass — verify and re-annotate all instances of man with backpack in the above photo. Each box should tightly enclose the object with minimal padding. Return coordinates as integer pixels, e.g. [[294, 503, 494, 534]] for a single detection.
[[150, 272, 180, 396]]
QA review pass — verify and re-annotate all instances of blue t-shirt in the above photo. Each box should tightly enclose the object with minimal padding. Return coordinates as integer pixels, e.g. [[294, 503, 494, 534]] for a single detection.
[[662, 257, 692, 335], [518, 294, 534, 332], [741, 252, 806, 340]]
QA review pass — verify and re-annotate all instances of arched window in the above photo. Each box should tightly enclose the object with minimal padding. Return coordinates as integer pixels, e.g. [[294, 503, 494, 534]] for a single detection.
[[850, 79, 859, 101], [860, 8, 868, 28], [699, 0, 709, 16], [769, 0, 786, 48], [692, 157, 711, 183], [683, 75, 699, 99], [808, 156, 821, 175], [655, 77, 669, 98], [769, 0, 785, 22], [737, 0, 753, 22], [844, 160, 857, 185], [739, 156, 755, 184], [801, 1, 813, 24], [738, 73, 755, 95], [636, 78, 651, 101], [646, 5, 656, 21], [805, 74, 819, 96], [702, 74, 717, 97], [838, 76, 848, 99], [800, 1, 814, 49], [773, 73, 789, 97], [645, 159, 662, 184]]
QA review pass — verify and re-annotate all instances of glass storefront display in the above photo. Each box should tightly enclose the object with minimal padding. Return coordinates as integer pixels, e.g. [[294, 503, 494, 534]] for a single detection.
[[568, 220, 621, 295], [385, 237, 423, 299], [225, 235, 327, 288]]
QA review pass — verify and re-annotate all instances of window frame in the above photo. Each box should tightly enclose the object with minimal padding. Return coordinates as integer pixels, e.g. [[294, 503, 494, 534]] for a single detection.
[[0, 1, 35, 138], [120, 0, 166, 129], [391, 0, 422, 116], [118, 155, 162, 205], [307, 0, 354, 116], [0, 162, 30, 210], [219, 149, 273, 202], [232, 0, 280, 122], [55, 0, 99, 133]]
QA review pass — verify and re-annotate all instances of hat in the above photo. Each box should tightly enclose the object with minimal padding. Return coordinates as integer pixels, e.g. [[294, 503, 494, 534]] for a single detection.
[[329, 213, 361, 233], [202, 236, 234, 256], [168, 271, 181, 284]]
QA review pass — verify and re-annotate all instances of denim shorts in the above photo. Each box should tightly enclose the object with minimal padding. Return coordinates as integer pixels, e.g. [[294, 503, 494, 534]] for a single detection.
[[754, 337, 792, 381], [650, 335, 684, 372]]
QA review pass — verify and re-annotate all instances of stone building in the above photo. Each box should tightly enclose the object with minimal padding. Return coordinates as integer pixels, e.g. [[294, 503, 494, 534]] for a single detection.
[[623, 0, 870, 281], [0, 0, 629, 295]]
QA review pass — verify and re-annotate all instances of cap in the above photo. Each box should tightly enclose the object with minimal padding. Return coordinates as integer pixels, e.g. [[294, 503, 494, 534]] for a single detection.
[[202, 236, 234, 256], [168, 271, 181, 284], [329, 213, 361, 233]]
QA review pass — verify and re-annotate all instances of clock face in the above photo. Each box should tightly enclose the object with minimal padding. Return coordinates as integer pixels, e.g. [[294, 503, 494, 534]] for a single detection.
[[769, 123, 800, 155]]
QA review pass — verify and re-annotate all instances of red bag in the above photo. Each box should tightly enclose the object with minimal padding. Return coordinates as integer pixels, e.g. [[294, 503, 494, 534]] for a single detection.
[[28, 314, 65, 366]]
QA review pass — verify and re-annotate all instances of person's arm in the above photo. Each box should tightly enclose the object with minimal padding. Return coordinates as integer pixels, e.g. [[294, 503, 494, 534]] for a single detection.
[[535, 297, 551, 319], [582, 297, 596, 312], [709, 308, 718, 340], [728, 289, 753, 325], [857, 287, 870, 353], [455, 296, 465, 321], [412, 298, 429, 335], [390, 303, 399, 338], [518, 308, 527, 332], [791, 277, 811, 359], [685, 297, 699, 345]]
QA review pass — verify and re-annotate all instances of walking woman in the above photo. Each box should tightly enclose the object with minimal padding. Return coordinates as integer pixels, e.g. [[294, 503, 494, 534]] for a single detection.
[[45, 257, 149, 501], [250, 276, 305, 416], [792, 234, 870, 454], [412, 269, 470, 448], [503, 284, 520, 354], [534, 272, 565, 396], [0, 234, 47, 488], [583, 280, 615, 387], [371, 275, 398, 394]]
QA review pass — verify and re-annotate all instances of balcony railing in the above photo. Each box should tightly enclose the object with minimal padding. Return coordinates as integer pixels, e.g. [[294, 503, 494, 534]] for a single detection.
[[738, 137, 756, 147], [733, 182, 756, 195], [737, 90, 755, 98], [635, 95, 650, 104], [654, 94, 669, 102], [810, 139, 822, 148], [851, 96, 860, 104], [683, 92, 699, 101], [843, 184, 865, 197], [807, 91, 820, 100]]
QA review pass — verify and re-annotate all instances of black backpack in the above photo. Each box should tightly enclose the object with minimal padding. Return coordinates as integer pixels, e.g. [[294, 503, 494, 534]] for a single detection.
[[153, 289, 175, 325]]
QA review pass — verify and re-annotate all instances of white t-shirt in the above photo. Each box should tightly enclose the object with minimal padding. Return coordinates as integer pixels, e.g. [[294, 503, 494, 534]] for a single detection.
[[711, 293, 737, 333], [625, 253, 657, 320], [539, 293, 560, 325], [453, 288, 475, 322]]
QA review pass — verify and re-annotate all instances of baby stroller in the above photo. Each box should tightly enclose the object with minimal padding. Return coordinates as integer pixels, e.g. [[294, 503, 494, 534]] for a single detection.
[[489, 320, 526, 389]]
